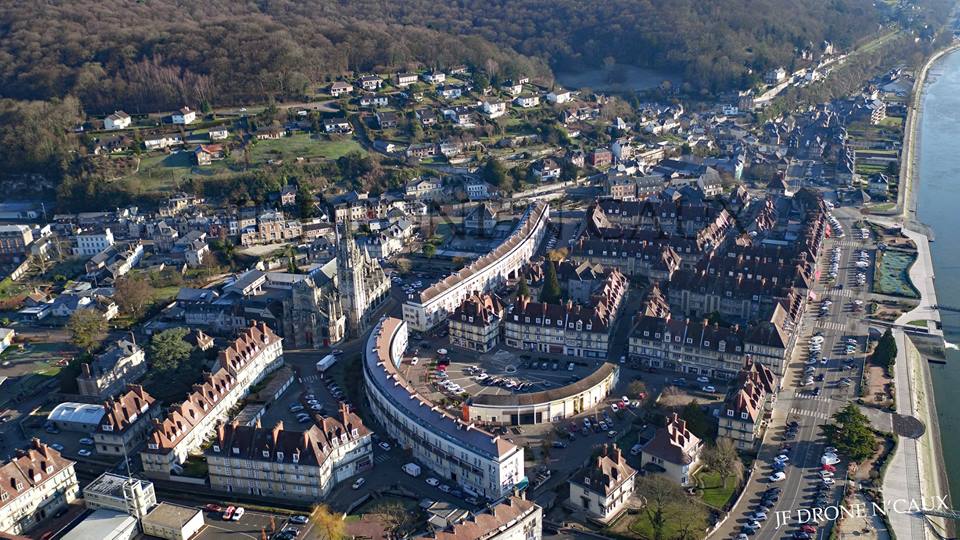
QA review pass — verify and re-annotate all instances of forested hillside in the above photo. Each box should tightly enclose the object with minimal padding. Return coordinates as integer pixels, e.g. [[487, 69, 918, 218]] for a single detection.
[[0, 0, 900, 113]]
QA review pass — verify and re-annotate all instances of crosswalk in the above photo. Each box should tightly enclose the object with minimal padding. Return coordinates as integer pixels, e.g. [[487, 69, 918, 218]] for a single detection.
[[809, 321, 846, 331], [793, 391, 830, 402], [374, 453, 390, 464], [788, 407, 831, 420], [302, 375, 320, 384]]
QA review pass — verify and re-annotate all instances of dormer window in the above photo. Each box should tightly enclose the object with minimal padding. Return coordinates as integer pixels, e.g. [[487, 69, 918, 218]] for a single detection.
[[726, 409, 734, 417], [741, 412, 749, 419], [232, 447, 240, 455], [213, 445, 221, 452], [276, 452, 284, 461], [102, 424, 114, 432], [148, 443, 159, 450], [292, 453, 300, 463], [262, 450, 270, 458]]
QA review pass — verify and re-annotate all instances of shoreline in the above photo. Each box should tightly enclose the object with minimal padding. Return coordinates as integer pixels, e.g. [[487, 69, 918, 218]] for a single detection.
[[881, 41, 960, 538]]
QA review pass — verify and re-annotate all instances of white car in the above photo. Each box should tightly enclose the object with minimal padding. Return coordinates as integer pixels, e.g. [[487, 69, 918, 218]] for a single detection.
[[426, 477, 440, 487], [78, 449, 92, 457], [702, 385, 716, 393], [232, 507, 245, 521], [696, 376, 710, 384], [774, 454, 789, 463], [753, 511, 768, 521], [822, 455, 840, 466], [820, 471, 834, 478], [822, 477, 836, 486], [810, 336, 825, 345], [79, 438, 94, 446], [352, 478, 366, 489], [379, 442, 391, 451], [768, 471, 786, 482], [439, 484, 451, 493]]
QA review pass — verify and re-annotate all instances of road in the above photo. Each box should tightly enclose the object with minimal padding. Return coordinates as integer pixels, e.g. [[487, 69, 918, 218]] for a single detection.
[[713, 210, 873, 540]]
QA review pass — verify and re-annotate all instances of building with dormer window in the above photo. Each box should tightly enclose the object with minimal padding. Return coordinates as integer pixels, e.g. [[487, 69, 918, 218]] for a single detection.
[[141, 323, 284, 479], [567, 445, 636, 523], [94, 385, 161, 456], [0, 439, 79, 536], [639, 413, 703, 486], [205, 404, 372, 500]]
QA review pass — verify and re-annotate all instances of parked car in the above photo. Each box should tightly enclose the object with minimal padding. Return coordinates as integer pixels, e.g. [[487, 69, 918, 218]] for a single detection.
[[232, 507, 245, 521], [222, 506, 236, 520], [352, 478, 366, 489]]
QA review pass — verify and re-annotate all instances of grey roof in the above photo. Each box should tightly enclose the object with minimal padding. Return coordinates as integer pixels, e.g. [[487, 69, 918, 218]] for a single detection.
[[469, 363, 618, 407]]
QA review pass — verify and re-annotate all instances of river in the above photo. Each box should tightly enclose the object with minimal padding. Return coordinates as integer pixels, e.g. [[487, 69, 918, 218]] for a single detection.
[[916, 48, 960, 507]]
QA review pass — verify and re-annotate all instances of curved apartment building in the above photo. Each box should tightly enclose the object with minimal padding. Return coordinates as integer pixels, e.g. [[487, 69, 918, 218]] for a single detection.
[[402, 202, 550, 331], [363, 317, 524, 499]]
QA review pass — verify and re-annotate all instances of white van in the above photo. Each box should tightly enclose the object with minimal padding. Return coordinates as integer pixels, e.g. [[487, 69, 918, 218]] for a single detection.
[[403, 463, 422, 477]]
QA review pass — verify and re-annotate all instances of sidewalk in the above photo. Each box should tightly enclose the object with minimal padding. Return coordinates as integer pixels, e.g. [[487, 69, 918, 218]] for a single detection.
[[882, 329, 927, 540]]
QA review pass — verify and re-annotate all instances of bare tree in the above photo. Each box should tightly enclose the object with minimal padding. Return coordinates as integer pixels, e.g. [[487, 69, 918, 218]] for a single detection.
[[635, 474, 685, 540], [702, 438, 743, 488]]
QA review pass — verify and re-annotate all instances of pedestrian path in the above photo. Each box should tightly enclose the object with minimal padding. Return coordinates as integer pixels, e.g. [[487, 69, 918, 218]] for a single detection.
[[793, 391, 830, 402], [788, 407, 830, 420], [302, 375, 320, 384]]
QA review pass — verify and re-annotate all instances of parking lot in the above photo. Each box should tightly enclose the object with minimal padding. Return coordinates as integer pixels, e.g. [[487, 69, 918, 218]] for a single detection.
[[194, 506, 305, 540]]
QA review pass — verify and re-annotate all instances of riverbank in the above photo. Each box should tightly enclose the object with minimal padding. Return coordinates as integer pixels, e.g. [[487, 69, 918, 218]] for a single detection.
[[897, 42, 960, 221], [878, 41, 960, 539]]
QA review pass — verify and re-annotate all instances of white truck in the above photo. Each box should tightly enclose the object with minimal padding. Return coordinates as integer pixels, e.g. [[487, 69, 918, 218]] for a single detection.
[[316, 354, 337, 372], [402, 463, 421, 477]]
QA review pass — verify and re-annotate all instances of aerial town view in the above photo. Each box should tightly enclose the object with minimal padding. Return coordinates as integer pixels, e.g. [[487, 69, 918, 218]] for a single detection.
[[1, 1, 960, 540]]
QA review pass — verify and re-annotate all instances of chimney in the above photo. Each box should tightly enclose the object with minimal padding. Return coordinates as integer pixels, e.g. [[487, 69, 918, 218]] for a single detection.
[[81, 363, 91, 377]]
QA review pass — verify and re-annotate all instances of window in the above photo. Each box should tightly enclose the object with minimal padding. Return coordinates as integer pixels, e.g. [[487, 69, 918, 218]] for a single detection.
[[232, 447, 240, 455], [213, 445, 221, 452]]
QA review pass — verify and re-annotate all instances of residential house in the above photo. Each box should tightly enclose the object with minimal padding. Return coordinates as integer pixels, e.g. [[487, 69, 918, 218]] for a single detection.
[[193, 144, 224, 166], [323, 118, 352, 134], [437, 85, 462, 100], [514, 95, 540, 108], [375, 111, 399, 129], [144, 134, 183, 150], [764, 68, 787, 85], [208, 128, 229, 140], [423, 71, 446, 84], [94, 385, 161, 456], [501, 80, 523, 96], [329, 81, 354, 97], [534, 158, 562, 182], [416, 108, 438, 126], [406, 177, 445, 201], [640, 412, 703, 486], [443, 106, 473, 127], [361, 94, 388, 108], [395, 73, 419, 87], [407, 143, 438, 159], [105, 111, 131, 130], [568, 445, 636, 523], [359, 75, 383, 91], [74, 227, 115, 257], [0, 225, 34, 262], [867, 173, 890, 198], [463, 203, 498, 236], [77, 339, 148, 400], [0, 439, 79, 536], [588, 149, 613, 169], [546, 90, 572, 105], [481, 101, 507, 119], [172, 107, 196, 125], [449, 293, 505, 353], [466, 180, 496, 201]]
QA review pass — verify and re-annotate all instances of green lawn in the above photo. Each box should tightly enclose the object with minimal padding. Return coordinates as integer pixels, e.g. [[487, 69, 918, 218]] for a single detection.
[[249, 134, 366, 162], [629, 512, 683, 540], [696, 469, 737, 509], [906, 320, 928, 327], [878, 116, 904, 128]]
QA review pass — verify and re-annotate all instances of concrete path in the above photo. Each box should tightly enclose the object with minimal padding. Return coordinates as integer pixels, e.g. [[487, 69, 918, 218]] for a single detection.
[[882, 329, 928, 540]]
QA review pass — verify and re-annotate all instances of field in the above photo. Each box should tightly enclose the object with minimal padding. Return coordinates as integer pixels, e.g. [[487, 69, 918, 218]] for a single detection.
[[115, 133, 367, 193]]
